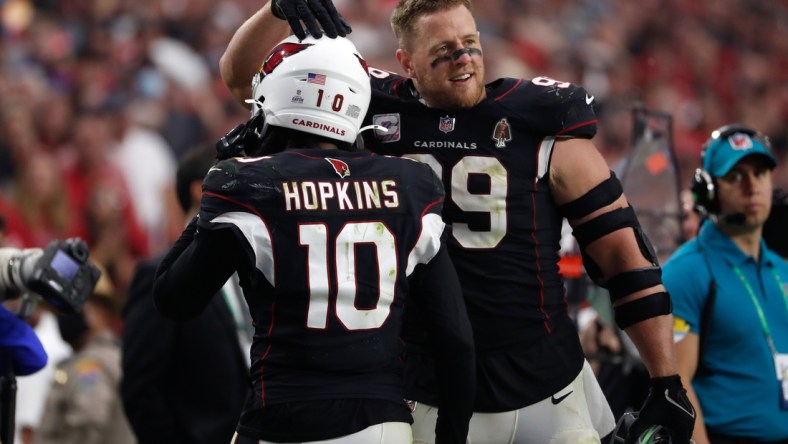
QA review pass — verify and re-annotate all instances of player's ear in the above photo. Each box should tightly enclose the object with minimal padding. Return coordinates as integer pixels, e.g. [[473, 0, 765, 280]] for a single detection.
[[396, 49, 416, 79]]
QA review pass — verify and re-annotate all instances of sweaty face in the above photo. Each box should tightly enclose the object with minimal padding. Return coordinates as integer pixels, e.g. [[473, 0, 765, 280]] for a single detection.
[[715, 156, 774, 229], [399, 5, 486, 110]]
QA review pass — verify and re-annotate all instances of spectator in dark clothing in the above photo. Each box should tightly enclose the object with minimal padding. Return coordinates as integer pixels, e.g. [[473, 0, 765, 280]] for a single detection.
[[120, 143, 252, 444]]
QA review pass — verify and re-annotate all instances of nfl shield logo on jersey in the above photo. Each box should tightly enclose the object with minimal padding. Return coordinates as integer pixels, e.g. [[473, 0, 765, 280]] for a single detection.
[[439, 115, 455, 134], [492, 118, 512, 148]]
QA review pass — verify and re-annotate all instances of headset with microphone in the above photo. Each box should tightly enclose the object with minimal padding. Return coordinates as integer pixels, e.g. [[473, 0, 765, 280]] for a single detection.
[[690, 124, 777, 225]]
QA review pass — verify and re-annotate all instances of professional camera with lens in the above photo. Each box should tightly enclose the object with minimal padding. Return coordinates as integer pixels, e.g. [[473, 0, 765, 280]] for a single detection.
[[0, 238, 100, 444], [0, 238, 101, 315]]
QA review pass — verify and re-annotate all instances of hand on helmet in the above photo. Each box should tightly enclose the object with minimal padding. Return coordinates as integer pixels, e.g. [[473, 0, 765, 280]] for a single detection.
[[626, 375, 695, 444], [271, 0, 351, 40]]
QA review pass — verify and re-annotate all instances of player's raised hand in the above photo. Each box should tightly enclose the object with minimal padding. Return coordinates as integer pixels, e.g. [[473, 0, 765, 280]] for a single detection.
[[271, 0, 351, 40]]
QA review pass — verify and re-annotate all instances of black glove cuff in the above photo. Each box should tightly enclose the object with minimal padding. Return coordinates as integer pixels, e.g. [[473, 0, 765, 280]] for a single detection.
[[650, 374, 682, 391]]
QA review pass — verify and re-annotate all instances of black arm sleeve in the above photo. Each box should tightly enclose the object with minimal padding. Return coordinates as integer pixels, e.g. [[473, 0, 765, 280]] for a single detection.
[[409, 245, 475, 444], [153, 219, 245, 320]]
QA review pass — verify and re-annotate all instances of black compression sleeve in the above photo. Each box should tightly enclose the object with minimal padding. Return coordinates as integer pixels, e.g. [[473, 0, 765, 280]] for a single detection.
[[155, 217, 199, 282], [153, 221, 244, 320], [410, 246, 475, 444]]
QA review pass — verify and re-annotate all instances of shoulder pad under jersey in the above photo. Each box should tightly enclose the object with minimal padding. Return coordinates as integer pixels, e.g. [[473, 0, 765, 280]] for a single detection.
[[201, 156, 278, 216], [492, 76, 598, 138]]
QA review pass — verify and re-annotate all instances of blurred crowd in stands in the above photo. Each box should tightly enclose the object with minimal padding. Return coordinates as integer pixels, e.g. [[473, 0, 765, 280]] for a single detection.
[[0, 0, 786, 295], [1, 1, 786, 442]]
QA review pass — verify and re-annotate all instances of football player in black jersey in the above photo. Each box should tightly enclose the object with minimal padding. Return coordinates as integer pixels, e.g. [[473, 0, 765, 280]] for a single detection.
[[218, 1, 696, 443], [154, 35, 475, 444]]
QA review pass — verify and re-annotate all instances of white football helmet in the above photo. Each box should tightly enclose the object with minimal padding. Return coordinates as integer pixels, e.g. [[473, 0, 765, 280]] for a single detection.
[[250, 35, 371, 144]]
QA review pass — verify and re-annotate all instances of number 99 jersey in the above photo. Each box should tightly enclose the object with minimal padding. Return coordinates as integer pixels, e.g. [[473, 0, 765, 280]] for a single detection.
[[363, 71, 598, 411]]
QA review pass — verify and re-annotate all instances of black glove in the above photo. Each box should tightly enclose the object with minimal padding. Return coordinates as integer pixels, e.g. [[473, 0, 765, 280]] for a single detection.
[[626, 375, 695, 444], [271, 0, 351, 40], [216, 111, 266, 160], [216, 123, 251, 160]]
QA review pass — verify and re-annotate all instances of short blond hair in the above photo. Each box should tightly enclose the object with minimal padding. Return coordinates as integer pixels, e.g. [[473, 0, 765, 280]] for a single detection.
[[390, 0, 473, 51]]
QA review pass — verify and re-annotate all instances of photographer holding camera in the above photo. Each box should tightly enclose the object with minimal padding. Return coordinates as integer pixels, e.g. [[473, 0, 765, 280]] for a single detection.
[[0, 237, 101, 444]]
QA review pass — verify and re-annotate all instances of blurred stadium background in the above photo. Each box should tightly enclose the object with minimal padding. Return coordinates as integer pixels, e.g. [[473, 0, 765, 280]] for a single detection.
[[0, 0, 786, 291]]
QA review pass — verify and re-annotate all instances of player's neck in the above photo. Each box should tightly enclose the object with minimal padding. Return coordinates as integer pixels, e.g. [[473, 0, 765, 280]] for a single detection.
[[285, 133, 339, 151], [317, 142, 339, 150]]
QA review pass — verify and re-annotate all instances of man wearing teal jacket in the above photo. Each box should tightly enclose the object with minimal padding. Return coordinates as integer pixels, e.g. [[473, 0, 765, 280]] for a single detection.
[[664, 124, 788, 444]]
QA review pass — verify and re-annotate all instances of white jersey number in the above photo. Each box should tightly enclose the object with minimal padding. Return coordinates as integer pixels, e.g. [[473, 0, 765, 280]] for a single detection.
[[300, 222, 396, 330], [405, 154, 508, 249]]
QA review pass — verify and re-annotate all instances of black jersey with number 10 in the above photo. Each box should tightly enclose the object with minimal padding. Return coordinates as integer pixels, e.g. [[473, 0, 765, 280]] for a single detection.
[[198, 148, 446, 409]]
